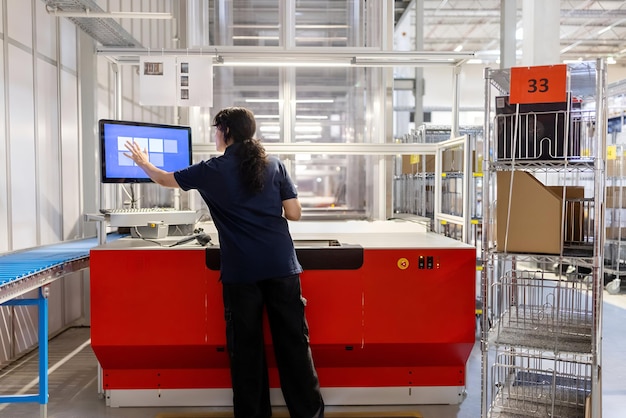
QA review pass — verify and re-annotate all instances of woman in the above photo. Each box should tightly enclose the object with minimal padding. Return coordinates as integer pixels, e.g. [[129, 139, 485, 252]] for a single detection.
[[124, 107, 324, 418]]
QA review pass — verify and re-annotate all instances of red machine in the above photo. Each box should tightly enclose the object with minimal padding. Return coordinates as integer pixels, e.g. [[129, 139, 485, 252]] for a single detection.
[[90, 222, 476, 407]]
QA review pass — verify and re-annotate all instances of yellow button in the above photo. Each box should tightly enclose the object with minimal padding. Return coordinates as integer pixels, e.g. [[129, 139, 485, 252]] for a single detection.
[[397, 258, 409, 270]]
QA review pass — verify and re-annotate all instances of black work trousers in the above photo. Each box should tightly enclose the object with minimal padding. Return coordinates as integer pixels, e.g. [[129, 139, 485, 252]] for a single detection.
[[222, 274, 324, 418]]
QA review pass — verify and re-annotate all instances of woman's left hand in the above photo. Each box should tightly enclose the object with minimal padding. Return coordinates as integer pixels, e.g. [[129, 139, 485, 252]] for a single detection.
[[124, 141, 150, 167]]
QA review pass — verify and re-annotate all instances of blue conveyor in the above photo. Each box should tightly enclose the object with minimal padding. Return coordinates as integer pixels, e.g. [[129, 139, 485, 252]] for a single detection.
[[0, 239, 95, 284], [0, 234, 124, 417], [0, 235, 124, 304]]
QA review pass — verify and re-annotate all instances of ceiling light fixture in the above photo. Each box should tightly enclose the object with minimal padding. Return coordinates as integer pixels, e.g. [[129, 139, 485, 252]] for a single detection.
[[597, 18, 626, 36], [232, 36, 280, 41], [350, 52, 473, 67], [294, 124, 323, 134], [245, 99, 280, 103], [231, 24, 279, 29], [351, 58, 458, 67], [296, 99, 335, 104], [254, 114, 280, 119], [220, 60, 351, 67], [296, 115, 329, 120], [47, 10, 173, 19], [294, 37, 349, 42], [295, 25, 350, 29], [97, 48, 474, 68], [259, 125, 281, 133], [245, 98, 335, 104]]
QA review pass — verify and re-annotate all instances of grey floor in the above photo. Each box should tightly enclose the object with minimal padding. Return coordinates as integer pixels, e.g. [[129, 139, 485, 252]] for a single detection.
[[0, 292, 625, 418]]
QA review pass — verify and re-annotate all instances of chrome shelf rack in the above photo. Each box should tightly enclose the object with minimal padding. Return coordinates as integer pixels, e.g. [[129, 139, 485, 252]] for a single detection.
[[480, 59, 607, 418]]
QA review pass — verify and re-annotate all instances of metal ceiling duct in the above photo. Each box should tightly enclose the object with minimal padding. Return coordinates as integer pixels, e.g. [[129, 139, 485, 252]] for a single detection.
[[40, 0, 143, 48]]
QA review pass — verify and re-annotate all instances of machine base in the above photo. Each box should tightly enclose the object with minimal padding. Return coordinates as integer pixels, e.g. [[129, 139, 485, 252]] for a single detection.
[[105, 386, 465, 407]]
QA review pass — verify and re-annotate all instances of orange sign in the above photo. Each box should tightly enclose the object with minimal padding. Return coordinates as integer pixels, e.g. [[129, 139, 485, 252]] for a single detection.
[[509, 64, 567, 104]]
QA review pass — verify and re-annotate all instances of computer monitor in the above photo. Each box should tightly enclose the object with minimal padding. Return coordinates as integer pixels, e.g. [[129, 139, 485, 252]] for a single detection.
[[608, 115, 623, 134], [99, 119, 192, 183]]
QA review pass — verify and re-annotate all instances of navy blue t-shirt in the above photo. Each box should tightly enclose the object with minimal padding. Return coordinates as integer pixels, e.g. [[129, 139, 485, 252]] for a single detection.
[[174, 143, 302, 284]]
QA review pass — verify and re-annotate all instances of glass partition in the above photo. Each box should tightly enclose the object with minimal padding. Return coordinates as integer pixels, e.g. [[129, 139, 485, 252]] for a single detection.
[[101, 0, 466, 220]]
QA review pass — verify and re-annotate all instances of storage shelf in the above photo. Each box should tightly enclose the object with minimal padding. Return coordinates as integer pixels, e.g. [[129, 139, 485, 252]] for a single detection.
[[484, 251, 596, 269], [490, 310, 592, 354], [487, 159, 596, 173], [490, 400, 586, 418], [481, 60, 605, 418], [489, 351, 591, 418], [489, 271, 594, 356]]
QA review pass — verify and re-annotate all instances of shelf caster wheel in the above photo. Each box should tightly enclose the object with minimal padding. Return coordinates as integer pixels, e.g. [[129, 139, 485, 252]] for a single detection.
[[606, 278, 621, 295]]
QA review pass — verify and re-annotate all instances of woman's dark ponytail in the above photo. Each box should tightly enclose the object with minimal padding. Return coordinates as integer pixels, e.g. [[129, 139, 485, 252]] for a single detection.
[[237, 138, 267, 193], [213, 107, 268, 193]]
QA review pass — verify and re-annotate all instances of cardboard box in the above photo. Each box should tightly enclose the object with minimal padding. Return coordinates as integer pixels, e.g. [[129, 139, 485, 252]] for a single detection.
[[442, 148, 463, 172], [606, 226, 626, 240], [606, 157, 625, 177], [401, 154, 435, 174], [441, 149, 477, 173], [606, 186, 626, 208], [606, 145, 625, 177], [497, 171, 582, 254], [546, 185, 585, 242], [401, 150, 477, 174]]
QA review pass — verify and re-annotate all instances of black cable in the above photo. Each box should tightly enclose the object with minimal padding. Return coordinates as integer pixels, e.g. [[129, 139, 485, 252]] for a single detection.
[[133, 227, 212, 247]]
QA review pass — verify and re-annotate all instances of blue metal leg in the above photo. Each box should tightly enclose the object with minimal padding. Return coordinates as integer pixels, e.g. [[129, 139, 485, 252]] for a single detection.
[[38, 288, 49, 418], [0, 287, 49, 417]]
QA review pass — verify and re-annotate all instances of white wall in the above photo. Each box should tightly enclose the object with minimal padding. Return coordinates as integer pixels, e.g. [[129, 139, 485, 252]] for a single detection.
[[0, 0, 178, 369], [0, 0, 83, 368], [0, 0, 76, 251], [94, 0, 178, 211]]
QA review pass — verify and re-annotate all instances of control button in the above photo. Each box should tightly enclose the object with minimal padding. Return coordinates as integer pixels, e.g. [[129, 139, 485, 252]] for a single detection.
[[426, 256, 434, 269], [397, 258, 409, 270]]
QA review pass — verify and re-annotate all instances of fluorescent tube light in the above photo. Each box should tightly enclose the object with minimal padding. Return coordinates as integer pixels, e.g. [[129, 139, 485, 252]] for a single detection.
[[232, 36, 280, 41], [296, 115, 329, 120], [296, 99, 334, 103], [48, 11, 173, 19], [245, 99, 280, 103], [219, 60, 351, 67], [245, 99, 335, 104]]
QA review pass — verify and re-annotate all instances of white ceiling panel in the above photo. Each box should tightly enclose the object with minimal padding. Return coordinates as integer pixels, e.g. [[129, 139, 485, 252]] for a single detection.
[[395, 0, 626, 64]]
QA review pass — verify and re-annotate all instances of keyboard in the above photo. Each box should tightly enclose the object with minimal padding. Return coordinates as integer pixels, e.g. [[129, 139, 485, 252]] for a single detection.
[[103, 208, 198, 227], [101, 207, 178, 214]]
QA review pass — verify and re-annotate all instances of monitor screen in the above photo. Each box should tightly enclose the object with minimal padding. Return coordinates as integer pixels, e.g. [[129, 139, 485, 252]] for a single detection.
[[608, 115, 623, 134], [99, 119, 192, 183]]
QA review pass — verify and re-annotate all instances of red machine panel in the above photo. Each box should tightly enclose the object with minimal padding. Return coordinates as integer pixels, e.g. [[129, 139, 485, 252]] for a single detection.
[[90, 248, 230, 389], [301, 247, 475, 388], [90, 239, 475, 392]]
